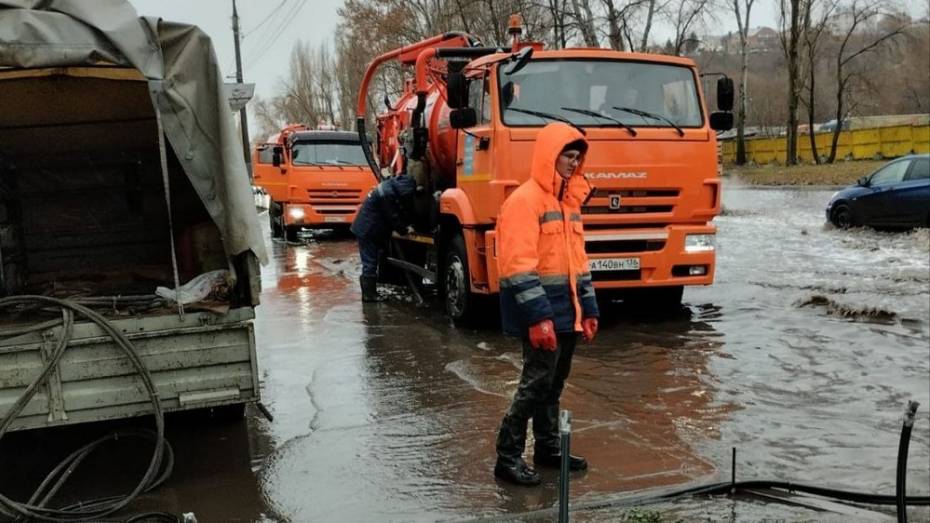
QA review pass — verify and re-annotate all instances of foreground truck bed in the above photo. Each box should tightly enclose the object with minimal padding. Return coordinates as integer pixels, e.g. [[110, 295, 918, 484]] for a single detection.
[[0, 307, 259, 432]]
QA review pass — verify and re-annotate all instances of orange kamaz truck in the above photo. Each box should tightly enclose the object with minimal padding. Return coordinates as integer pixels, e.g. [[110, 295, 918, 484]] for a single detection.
[[253, 126, 377, 241], [356, 16, 733, 322]]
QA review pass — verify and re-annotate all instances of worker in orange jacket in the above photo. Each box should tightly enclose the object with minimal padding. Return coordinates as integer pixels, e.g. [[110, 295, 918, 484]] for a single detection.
[[493, 122, 599, 486]]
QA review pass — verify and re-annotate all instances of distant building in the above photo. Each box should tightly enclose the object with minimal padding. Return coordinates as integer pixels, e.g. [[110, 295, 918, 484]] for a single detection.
[[701, 26, 780, 55]]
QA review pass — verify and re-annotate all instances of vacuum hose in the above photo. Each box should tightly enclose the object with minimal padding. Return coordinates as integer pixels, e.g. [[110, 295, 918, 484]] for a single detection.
[[897, 400, 920, 523], [0, 295, 173, 522]]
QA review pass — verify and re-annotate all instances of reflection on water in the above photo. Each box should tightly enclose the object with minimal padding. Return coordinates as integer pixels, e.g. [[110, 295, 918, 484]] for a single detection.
[[104, 196, 926, 521], [249, 224, 733, 520]]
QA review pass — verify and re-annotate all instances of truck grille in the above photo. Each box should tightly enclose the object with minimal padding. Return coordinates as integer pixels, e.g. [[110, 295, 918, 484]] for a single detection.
[[591, 269, 642, 282], [583, 205, 673, 214], [585, 239, 665, 254], [308, 189, 362, 204], [583, 188, 679, 215]]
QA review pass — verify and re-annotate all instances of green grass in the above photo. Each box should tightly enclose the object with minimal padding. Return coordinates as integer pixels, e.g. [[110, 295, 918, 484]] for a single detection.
[[723, 160, 886, 186]]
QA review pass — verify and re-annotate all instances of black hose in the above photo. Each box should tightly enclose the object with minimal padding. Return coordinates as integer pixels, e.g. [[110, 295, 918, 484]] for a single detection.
[[0, 296, 172, 522], [897, 401, 920, 523]]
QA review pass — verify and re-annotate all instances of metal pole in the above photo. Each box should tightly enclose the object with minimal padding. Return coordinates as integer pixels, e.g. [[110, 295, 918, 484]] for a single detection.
[[559, 409, 572, 523], [232, 0, 252, 179]]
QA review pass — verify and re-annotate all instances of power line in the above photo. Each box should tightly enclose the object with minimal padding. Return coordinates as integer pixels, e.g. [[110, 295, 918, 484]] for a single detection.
[[243, 0, 290, 37], [245, 0, 308, 67], [229, 0, 295, 71]]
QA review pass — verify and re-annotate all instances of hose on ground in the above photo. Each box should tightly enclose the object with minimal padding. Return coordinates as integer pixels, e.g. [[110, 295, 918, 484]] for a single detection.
[[0, 295, 173, 522], [466, 400, 928, 523], [897, 400, 920, 523]]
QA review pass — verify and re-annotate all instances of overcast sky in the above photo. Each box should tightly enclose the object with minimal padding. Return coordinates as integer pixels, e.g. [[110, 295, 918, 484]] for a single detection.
[[127, 0, 785, 103]]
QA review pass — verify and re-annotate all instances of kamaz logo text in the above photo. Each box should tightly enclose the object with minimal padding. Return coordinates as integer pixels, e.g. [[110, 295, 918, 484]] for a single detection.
[[585, 172, 647, 180]]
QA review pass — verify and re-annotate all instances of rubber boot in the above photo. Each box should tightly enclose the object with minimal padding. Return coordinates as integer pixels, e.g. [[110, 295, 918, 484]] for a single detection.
[[360, 275, 384, 303], [533, 403, 588, 471], [494, 414, 540, 486]]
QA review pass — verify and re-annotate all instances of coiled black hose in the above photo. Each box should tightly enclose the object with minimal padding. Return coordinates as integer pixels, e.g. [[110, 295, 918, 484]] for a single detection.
[[0, 296, 173, 522]]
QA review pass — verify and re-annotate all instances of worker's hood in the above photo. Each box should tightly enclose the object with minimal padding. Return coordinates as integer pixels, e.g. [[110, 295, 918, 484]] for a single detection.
[[529, 122, 591, 206], [0, 0, 268, 265]]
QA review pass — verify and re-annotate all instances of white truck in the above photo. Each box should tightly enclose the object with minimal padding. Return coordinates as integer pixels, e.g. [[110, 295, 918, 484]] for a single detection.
[[0, 1, 267, 431]]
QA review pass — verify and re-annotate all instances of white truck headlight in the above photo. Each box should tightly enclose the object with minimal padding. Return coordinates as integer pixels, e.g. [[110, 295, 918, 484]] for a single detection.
[[685, 234, 715, 252], [288, 207, 305, 220]]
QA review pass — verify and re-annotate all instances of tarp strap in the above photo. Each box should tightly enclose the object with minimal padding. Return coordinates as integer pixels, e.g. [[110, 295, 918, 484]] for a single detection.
[[151, 86, 185, 320]]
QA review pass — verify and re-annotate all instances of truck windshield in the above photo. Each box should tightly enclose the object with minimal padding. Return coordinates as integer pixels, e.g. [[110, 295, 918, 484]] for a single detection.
[[291, 141, 368, 166], [500, 59, 703, 128]]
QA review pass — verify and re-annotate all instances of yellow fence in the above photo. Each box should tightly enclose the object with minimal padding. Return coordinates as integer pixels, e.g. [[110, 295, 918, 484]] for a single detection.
[[721, 124, 930, 164]]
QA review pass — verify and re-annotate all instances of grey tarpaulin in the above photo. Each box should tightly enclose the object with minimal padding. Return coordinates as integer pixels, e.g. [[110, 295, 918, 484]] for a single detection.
[[0, 0, 268, 265]]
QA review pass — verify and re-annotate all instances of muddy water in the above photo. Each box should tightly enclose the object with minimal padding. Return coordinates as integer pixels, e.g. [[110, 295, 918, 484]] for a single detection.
[[248, 185, 928, 521], [2, 186, 925, 521]]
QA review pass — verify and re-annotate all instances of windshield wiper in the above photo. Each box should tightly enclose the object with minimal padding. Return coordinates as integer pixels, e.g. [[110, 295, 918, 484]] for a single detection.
[[505, 106, 587, 136], [612, 106, 684, 137], [561, 106, 637, 137]]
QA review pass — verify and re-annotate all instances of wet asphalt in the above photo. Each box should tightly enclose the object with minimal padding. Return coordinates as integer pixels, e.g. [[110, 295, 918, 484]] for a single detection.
[[1, 184, 928, 522]]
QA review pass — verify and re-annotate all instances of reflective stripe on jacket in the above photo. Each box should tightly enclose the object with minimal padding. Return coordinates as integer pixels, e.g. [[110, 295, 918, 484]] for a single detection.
[[496, 123, 599, 337]]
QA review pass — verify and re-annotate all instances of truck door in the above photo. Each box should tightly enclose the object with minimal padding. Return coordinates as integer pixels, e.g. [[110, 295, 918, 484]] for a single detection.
[[457, 74, 494, 190]]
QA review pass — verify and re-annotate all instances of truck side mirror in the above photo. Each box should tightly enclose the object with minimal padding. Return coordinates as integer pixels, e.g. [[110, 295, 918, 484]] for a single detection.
[[447, 64, 468, 109], [272, 146, 284, 167], [450, 108, 477, 129], [717, 77, 734, 112], [709, 112, 733, 131]]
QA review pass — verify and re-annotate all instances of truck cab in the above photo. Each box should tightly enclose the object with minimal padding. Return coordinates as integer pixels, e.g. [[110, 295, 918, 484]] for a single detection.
[[254, 129, 376, 241], [357, 25, 733, 322]]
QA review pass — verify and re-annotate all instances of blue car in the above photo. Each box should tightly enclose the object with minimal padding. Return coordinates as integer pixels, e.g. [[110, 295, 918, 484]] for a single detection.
[[826, 154, 930, 229]]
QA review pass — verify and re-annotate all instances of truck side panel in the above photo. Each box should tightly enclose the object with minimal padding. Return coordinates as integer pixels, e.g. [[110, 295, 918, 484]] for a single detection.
[[0, 308, 259, 432]]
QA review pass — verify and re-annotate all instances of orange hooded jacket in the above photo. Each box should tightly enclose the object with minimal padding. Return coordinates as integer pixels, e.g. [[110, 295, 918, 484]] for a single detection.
[[496, 123, 599, 337]]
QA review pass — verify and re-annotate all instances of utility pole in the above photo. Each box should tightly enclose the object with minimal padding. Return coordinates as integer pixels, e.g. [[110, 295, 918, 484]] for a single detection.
[[232, 0, 252, 178]]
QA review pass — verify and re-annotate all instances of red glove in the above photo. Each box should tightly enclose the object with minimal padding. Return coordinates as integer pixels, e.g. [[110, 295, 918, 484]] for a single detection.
[[582, 317, 598, 342], [528, 319, 557, 351]]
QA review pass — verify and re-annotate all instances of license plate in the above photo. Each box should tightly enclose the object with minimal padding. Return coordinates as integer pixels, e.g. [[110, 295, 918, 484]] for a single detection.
[[589, 257, 640, 271], [324, 216, 347, 223]]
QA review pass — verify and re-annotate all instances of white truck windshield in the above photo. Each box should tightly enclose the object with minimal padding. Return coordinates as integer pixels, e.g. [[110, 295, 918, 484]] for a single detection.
[[291, 141, 368, 166], [500, 60, 703, 128]]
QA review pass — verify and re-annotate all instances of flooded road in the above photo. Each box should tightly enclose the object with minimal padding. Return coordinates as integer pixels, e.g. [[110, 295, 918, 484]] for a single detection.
[[2, 185, 927, 521], [247, 183, 929, 520]]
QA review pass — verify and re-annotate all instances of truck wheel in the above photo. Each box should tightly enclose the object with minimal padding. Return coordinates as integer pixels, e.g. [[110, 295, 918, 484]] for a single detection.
[[285, 225, 300, 243], [269, 201, 284, 238], [443, 234, 476, 324]]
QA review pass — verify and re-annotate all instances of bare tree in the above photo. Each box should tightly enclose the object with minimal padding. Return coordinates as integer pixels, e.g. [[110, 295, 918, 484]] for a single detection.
[[778, 0, 804, 165], [640, 0, 658, 50], [571, 0, 601, 46], [826, 0, 908, 162], [667, 0, 713, 55], [732, 0, 754, 164], [800, 0, 835, 163]]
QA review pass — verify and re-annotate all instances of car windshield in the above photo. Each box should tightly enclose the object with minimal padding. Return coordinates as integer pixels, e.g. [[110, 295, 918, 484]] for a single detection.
[[499, 59, 703, 128], [291, 141, 367, 166]]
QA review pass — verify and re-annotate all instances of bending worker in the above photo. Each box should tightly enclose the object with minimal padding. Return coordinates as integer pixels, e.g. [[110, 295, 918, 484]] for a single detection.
[[350, 173, 417, 302], [494, 122, 600, 486]]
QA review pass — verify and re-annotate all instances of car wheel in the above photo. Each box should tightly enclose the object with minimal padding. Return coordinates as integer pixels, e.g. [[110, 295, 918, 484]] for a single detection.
[[831, 204, 852, 229]]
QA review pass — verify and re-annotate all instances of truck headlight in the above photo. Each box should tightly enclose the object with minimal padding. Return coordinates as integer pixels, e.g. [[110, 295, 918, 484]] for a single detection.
[[288, 207, 305, 220], [685, 234, 715, 252]]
